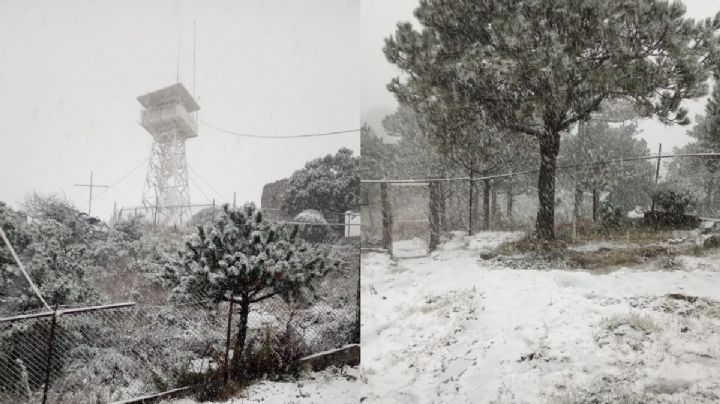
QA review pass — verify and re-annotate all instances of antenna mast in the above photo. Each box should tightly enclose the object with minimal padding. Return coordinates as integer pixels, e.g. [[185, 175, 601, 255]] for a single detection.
[[193, 21, 198, 121], [176, 29, 180, 83], [193, 21, 196, 97]]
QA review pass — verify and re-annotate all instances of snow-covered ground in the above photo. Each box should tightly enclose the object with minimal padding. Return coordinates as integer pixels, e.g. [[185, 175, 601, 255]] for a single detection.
[[165, 366, 359, 404], [362, 231, 720, 403], [393, 237, 430, 258]]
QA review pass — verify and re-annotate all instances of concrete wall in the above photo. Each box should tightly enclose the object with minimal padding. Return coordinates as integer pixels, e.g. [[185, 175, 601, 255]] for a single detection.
[[260, 178, 292, 221]]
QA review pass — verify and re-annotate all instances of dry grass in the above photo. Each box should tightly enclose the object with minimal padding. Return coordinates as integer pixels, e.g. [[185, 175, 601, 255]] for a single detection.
[[496, 221, 720, 270], [553, 388, 649, 404], [565, 246, 665, 270], [496, 236, 664, 269], [601, 312, 660, 334], [556, 220, 674, 243], [496, 236, 568, 255]]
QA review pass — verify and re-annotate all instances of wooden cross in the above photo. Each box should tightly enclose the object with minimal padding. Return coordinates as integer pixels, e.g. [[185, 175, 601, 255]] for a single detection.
[[74, 171, 109, 216]]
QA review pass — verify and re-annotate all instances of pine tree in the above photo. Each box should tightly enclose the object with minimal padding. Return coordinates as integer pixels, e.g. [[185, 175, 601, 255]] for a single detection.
[[701, 77, 720, 153], [166, 203, 339, 369], [560, 120, 653, 219], [683, 75, 720, 213], [360, 124, 389, 180], [384, 0, 720, 239]]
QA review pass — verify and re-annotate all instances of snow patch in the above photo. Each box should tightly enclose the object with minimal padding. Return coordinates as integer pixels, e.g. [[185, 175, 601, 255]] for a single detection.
[[362, 231, 720, 403], [165, 366, 359, 404], [392, 237, 428, 258]]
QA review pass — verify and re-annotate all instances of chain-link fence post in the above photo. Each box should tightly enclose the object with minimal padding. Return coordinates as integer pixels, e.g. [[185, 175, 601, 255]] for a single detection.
[[483, 178, 491, 230], [223, 295, 234, 386], [468, 167, 474, 235], [356, 263, 361, 342], [41, 304, 58, 404], [380, 182, 392, 252], [429, 180, 441, 250], [651, 143, 663, 213]]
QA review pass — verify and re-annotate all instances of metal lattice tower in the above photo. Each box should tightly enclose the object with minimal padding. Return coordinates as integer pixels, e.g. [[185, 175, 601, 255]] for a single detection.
[[137, 83, 200, 225]]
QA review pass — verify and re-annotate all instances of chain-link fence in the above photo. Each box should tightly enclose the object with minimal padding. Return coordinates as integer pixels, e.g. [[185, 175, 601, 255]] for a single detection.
[[361, 181, 433, 256], [361, 152, 720, 255], [0, 248, 359, 403], [116, 203, 361, 246]]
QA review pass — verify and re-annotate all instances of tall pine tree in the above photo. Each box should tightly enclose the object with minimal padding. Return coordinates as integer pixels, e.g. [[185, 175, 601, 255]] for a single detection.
[[384, 0, 720, 239]]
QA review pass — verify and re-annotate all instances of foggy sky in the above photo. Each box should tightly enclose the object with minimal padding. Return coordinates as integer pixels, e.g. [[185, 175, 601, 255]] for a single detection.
[[0, 0, 359, 220], [361, 0, 720, 155]]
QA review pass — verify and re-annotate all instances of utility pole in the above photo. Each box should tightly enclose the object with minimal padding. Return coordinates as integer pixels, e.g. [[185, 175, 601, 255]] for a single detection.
[[74, 171, 109, 216]]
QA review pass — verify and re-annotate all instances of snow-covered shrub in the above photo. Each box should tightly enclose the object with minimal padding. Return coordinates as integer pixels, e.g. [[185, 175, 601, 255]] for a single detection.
[[653, 185, 699, 218], [0, 322, 49, 394], [294, 209, 326, 224], [293, 209, 335, 243], [0, 311, 108, 401], [188, 206, 224, 228], [599, 201, 623, 229], [311, 313, 358, 353], [601, 312, 659, 334], [596, 312, 658, 352], [276, 315, 311, 367], [47, 348, 146, 403], [240, 326, 284, 379], [293, 306, 357, 353], [0, 202, 32, 315]]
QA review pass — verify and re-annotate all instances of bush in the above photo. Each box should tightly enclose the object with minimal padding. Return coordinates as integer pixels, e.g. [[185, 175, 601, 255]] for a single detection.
[[276, 315, 311, 368], [234, 318, 310, 381], [293, 210, 336, 243], [653, 185, 698, 218], [47, 348, 145, 403], [599, 201, 623, 229], [239, 326, 284, 379]]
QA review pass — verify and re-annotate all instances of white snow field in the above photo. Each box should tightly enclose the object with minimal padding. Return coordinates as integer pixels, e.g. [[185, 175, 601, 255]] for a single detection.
[[361, 231, 720, 404], [164, 366, 359, 404]]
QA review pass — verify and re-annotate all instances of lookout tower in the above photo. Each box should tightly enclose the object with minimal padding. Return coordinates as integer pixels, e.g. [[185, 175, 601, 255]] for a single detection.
[[138, 82, 200, 225]]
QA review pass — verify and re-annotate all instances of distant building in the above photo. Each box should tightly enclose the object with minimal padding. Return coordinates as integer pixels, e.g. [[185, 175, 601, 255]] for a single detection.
[[261, 178, 291, 221]]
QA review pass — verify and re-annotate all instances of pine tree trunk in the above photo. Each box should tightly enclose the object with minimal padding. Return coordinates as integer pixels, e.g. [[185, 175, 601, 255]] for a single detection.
[[483, 179, 491, 230], [231, 301, 251, 371], [429, 181, 441, 250], [468, 171, 475, 235], [535, 132, 560, 240], [439, 173, 447, 231], [704, 177, 715, 215], [470, 179, 481, 234], [592, 189, 599, 222], [506, 184, 514, 220], [713, 176, 719, 213], [574, 187, 583, 221], [491, 184, 498, 225]]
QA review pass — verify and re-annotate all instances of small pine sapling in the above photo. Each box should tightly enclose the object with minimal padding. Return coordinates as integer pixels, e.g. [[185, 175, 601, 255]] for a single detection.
[[166, 203, 340, 374]]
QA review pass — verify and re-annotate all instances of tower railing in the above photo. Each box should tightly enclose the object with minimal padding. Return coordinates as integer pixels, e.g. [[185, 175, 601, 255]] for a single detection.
[[140, 104, 197, 138]]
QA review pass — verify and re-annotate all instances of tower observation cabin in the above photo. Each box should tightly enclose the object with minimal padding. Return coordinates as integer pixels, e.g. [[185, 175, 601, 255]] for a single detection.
[[137, 82, 200, 141], [137, 82, 199, 226]]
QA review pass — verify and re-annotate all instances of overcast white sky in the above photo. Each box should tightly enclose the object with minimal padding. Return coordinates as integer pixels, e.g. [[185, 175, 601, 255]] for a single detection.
[[361, 0, 720, 153], [0, 0, 359, 220]]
